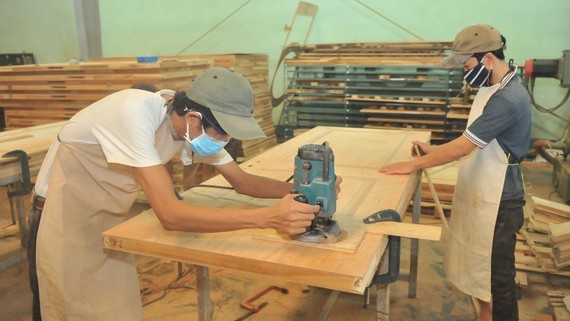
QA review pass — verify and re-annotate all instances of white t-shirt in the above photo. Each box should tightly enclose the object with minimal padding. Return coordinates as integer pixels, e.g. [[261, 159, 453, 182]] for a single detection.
[[34, 89, 232, 197]]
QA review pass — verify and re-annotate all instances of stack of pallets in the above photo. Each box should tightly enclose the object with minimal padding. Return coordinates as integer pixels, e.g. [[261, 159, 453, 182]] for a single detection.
[[279, 41, 466, 144], [516, 196, 570, 276], [548, 291, 570, 321], [0, 59, 211, 130]]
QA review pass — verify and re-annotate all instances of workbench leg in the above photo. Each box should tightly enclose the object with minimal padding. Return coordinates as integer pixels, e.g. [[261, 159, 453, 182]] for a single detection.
[[6, 183, 28, 247], [376, 246, 390, 321], [408, 173, 421, 298], [195, 266, 212, 321], [315, 290, 340, 321]]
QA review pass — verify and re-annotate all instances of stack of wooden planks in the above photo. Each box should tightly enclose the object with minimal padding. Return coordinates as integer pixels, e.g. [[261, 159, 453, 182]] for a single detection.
[[0, 54, 277, 195], [92, 54, 277, 163], [0, 59, 211, 130], [529, 196, 570, 233], [516, 196, 570, 276], [551, 221, 570, 269], [548, 291, 570, 321], [295, 41, 453, 59]]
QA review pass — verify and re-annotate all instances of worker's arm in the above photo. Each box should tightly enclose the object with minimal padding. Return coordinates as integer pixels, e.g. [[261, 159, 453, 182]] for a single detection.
[[379, 135, 477, 175], [215, 161, 293, 198], [215, 161, 343, 199], [134, 165, 319, 234]]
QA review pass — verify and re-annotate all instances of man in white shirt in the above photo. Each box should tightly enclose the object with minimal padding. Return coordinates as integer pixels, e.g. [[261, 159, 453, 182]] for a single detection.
[[31, 67, 340, 321]]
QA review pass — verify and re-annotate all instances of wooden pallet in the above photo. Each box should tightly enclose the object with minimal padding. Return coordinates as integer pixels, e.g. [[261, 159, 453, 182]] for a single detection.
[[516, 229, 570, 277]]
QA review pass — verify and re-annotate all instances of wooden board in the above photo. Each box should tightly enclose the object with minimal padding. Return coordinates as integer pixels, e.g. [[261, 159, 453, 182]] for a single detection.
[[0, 121, 64, 185], [534, 196, 570, 218], [103, 126, 431, 294], [365, 221, 441, 241]]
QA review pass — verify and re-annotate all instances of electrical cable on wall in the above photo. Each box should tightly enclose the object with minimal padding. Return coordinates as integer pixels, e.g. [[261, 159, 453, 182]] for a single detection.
[[353, 0, 424, 41], [526, 77, 570, 114], [176, 0, 254, 55], [525, 77, 570, 140]]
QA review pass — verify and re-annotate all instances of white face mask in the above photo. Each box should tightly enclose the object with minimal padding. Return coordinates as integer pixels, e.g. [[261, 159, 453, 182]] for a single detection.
[[184, 123, 228, 156]]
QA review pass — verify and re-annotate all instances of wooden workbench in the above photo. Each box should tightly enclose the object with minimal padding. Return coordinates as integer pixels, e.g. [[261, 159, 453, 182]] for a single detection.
[[102, 126, 431, 320]]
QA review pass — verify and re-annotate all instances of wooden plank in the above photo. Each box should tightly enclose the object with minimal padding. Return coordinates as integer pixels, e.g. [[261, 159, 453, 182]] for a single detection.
[[550, 222, 570, 243], [349, 95, 446, 105], [366, 117, 444, 126], [533, 196, 570, 218], [364, 221, 441, 241], [0, 225, 19, 238], [285, 57, 446, 66]]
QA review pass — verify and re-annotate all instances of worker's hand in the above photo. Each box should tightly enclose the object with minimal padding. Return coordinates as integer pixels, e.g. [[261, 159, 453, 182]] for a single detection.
[[265, 194, 319, 235], [378, 161, 417, 175], [334, 176, 343, 199], [411, 141, 432, 156]]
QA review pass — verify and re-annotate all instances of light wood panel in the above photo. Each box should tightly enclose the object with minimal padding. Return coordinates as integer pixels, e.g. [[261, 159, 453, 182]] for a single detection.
[[0, 121, 63, 185], [103, 126, 431, 294]]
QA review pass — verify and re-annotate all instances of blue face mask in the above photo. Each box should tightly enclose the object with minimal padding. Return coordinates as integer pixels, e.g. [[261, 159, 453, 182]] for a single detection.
[[184, 123, 228, 156], [464, 55, 492, 88]]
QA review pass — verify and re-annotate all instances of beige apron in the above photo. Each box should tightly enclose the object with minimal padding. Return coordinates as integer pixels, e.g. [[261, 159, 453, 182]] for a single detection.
[[444, 83, 508, 302], [36, 142, 143, 321]]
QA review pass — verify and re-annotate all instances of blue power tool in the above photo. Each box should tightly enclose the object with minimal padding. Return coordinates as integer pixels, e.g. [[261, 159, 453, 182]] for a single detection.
[[291, 141, 340, 243]]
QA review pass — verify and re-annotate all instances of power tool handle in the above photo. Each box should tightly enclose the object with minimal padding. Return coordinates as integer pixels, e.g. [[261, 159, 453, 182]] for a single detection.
[[293, 194, 308, 203]]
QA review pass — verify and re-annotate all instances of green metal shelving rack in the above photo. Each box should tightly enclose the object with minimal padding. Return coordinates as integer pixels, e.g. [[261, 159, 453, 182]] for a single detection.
[[277, 63, 465, 144]]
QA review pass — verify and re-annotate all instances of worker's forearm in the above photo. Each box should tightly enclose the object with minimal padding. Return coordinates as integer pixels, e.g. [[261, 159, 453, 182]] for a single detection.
[[414, 136, 475, 170], [234, 175, 293, 198], [159, 201, 266, 232], [415, 146, 462, 169]]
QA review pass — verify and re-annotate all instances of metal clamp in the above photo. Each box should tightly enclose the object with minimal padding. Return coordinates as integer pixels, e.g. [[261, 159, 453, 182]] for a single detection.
[[362, 209, 402, 309]]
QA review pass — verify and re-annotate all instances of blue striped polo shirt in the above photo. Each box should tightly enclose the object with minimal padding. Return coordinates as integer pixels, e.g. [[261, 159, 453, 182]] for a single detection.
[[463, 73, 532, 200]]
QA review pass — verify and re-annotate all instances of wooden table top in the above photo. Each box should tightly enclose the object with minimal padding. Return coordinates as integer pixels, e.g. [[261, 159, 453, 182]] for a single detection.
[[102, 126, 431, 294], [0, 121, 64, 185]]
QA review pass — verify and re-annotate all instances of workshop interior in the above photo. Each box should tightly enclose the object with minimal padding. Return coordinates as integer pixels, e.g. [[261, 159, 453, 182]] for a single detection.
[[1, 1, 570, 320]]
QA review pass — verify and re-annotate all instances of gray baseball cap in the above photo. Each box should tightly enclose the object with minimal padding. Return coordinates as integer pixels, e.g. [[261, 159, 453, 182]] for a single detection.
[[186, 67, 266, 140], [439, 24, 503, 69]]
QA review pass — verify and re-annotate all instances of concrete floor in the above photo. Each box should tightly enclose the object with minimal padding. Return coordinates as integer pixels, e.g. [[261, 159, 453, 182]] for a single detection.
[[1, 165, 569, 321]]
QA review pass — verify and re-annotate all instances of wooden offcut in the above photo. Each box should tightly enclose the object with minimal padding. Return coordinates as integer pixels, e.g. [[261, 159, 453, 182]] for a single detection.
[[364, 221, 441, 241], [0, 122, 64, 185]]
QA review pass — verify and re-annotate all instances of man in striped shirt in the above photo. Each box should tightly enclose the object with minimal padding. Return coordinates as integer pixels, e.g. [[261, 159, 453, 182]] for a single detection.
[[379, 24, 531, 321]]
